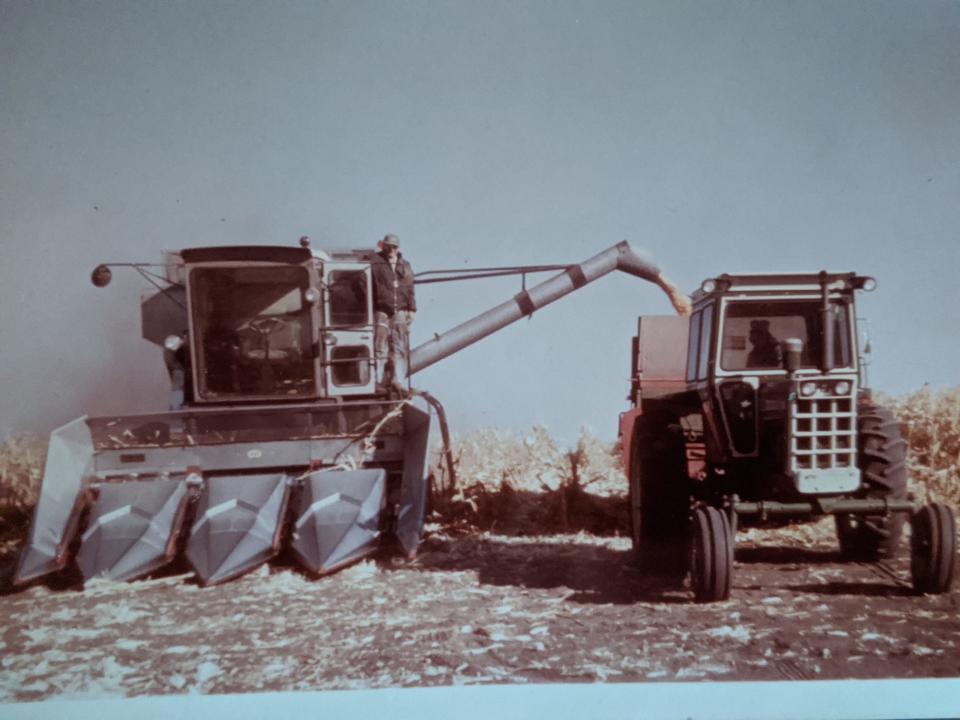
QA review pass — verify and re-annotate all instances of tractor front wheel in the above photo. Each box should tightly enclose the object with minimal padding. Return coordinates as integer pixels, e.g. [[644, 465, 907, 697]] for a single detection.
[[690, 506, 733, 603], [910, 503, 956, 595], [836, 404, 908, 560]]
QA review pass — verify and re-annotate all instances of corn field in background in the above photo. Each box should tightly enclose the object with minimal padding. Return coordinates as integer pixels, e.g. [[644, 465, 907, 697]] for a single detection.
[[431, 425, 628, 535], [0, 434, 47, 548], [1, 388, 958, 546], [880, 386, 960, 507]]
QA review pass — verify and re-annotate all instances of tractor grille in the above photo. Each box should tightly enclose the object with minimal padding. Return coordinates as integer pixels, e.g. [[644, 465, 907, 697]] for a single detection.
[[790, 395, 856, 472]]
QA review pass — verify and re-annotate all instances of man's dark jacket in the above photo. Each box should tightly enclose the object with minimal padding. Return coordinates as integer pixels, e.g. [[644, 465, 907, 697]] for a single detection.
[[370, 251, 416, 316]]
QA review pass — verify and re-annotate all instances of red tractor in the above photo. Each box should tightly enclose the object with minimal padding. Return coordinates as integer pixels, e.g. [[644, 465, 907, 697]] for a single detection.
[[621, 272, 956, 602]]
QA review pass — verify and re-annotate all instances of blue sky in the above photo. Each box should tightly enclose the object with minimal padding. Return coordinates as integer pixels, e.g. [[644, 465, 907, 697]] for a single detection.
[[2, 1, 958, 442]]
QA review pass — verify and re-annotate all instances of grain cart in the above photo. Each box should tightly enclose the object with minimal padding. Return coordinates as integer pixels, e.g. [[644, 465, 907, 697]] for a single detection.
[[621, 272, 956, 602], [15, 239, 688, 587]]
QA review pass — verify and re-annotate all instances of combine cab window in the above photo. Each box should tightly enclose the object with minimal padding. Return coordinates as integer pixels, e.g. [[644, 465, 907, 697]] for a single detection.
[[321, 262, 375, 396], [328, 270, 370, 327], [190, 266, 317, 399], [330, 346, 372, 386], [720, 300, 851, 371]]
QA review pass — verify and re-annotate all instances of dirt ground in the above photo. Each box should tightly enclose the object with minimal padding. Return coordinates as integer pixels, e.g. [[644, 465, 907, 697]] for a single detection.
[[1, 518, 958, 703]]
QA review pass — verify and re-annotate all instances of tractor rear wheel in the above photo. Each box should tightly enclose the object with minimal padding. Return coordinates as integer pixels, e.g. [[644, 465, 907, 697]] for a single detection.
[[690, 506, 733, 602], [910, 503, 956, 595], [628, 414, 689, 574], [835, 404, 908, 560]]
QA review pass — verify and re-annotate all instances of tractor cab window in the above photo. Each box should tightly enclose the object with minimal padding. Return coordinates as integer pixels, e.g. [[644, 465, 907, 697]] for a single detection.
[[696, 304, 714, 380], [686, 311, 702, 382], [720, 300, 851, 372], [190, 266, 317, 399], [685, 304, 715, 382]]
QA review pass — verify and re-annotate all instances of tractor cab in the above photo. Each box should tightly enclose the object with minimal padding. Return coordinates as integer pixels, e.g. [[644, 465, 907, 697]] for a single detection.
[[687, 272, 873, 495], [689, 272, 868, 378]]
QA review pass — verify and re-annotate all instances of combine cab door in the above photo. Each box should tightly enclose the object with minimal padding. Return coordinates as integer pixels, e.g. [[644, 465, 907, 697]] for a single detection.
[[322, 262, 377, 395]]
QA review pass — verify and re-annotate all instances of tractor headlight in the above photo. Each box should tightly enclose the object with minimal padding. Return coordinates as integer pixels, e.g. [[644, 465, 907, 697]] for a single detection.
[[800, 381, 818, 397], [304, 287, 320, 304], [700, 279, 717, 293], [834, 380, 852, 396]]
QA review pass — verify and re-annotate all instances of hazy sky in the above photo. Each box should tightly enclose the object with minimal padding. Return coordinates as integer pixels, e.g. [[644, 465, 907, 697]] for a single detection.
[[2, 1, 958, 443]]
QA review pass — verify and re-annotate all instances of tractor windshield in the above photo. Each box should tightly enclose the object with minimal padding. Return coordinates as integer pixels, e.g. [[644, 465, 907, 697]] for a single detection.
[[720, 299, 852, 371], [190, 266, 317, 399]]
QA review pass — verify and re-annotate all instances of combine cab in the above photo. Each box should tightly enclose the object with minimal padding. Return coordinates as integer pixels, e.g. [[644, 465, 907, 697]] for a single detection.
[[17, 238, 689, 587], [621, 272, 956, 601]]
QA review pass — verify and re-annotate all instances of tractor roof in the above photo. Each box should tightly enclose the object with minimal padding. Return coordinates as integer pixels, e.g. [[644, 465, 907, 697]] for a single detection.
[[690, 271, 875, 301]]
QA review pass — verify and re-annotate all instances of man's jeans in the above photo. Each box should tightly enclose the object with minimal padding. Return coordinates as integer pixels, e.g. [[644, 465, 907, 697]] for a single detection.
[[375, 310, 411, 387]]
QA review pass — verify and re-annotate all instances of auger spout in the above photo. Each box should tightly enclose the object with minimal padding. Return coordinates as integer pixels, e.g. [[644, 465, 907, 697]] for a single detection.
[[408, 241, 690, 375]]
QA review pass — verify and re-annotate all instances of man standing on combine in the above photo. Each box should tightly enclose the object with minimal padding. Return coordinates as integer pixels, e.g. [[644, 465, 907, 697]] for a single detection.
[[371, 233, 416, 394]]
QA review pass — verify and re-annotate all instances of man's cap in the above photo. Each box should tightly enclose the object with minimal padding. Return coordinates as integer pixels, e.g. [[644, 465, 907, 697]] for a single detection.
[[750, 320, 770, 331], [382, 234, 400, 247]]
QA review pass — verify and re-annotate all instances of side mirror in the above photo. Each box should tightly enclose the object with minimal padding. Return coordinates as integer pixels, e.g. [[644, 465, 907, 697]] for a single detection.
[[858, 317, 873, 359], [781, 337, 803, 374], [91, 264, 112, 287]]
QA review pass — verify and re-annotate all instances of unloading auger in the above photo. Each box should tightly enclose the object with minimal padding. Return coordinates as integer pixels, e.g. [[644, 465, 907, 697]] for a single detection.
[[15, 239, 689, 587]]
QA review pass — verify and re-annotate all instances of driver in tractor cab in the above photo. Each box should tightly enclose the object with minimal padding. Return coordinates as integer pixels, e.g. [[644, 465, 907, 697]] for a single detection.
[[371, 233, 416, 393], [747, 319, 782, 368]]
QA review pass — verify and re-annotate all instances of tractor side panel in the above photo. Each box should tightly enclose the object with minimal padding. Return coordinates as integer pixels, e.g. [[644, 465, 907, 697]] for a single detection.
[[621, 315, 690, 470], [632, 315, 690, 401]]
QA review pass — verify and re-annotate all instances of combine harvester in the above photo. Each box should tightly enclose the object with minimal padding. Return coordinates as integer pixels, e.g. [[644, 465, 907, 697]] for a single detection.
[[15, 239, 688, 587]]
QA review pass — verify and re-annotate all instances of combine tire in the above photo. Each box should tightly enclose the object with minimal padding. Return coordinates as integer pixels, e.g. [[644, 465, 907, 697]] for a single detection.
[[910, 503, 956, 595], [835, 404, 908, 560], [690, 506, 733, 603], [628, 414, 689, 573]]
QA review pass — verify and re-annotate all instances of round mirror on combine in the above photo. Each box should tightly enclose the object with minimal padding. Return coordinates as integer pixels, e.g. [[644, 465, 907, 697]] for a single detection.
[[91, 264, 112, 287]]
